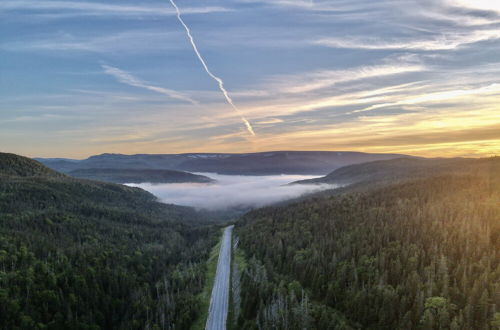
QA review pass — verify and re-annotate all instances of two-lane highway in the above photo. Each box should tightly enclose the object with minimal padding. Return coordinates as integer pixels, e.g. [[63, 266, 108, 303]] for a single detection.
[[205, 225, 233, 330]]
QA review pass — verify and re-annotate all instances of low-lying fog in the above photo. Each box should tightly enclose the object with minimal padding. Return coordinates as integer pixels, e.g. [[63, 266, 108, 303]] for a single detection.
[[127, 173, 337, 211]]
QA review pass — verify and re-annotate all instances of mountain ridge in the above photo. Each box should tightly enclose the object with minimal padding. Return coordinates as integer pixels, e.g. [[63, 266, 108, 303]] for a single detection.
[[36, 151, 409, 175]]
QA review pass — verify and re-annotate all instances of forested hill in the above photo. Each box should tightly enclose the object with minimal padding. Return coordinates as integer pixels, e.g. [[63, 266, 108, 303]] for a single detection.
[[235, 157, 500, 329], [293, 157, 498, 186], [0, 153, 199, 222], [0, 152, 63, 178], [0, 153, 217, 329], [68, 167, 214, 184]]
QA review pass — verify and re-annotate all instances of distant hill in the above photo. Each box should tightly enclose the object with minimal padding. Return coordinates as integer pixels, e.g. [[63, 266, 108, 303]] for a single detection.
[[36, 151, 407, 175], [0, 153, 216, 329], [68, 168, 215, 184], [292, 157, 499, 186]]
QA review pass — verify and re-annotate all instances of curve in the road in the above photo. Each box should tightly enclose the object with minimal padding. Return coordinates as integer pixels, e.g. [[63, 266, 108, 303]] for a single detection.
[[205, 225, 233, 330]]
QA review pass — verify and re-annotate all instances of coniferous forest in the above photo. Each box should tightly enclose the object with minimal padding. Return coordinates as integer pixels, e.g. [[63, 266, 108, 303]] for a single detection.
[[1, 153, 499, 330], [235, 158, 500, 329], [0, 153, 217, 329]]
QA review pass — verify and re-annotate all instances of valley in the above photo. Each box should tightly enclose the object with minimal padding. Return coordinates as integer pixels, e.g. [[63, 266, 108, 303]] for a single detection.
[[1, 152, 498, 329]]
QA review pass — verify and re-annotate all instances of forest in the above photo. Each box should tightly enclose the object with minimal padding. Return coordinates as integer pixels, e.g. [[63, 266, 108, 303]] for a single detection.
[[0, 153, 218, 329], [2, 152, 499, 329], [235, 158, 500, 329], [67, 168, 214, 184]]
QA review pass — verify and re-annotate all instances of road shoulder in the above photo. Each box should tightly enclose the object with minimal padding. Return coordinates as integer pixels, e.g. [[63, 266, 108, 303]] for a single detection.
[[190, 230, 223, 330]]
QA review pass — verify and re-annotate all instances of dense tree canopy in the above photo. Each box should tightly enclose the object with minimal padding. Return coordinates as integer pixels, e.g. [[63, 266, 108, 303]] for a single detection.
[[2, 152, 499, 329], [236, 159, 500, 329], [0, 153, 217, 329]]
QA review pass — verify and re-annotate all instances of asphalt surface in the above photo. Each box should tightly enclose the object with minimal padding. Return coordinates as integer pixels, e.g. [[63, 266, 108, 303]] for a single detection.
[[205, 225, 233, 330]]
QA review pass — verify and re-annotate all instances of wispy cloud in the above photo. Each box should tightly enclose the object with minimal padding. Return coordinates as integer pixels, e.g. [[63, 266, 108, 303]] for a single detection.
[[444, 0, 500, 15], [1, 30, 181, 53], [242, 77, 500, 121], [315, 29, 500, 51], [241, 0, 313, 9], [349, 82, 500, 114], [255, 118, 284, 125], [268, 63, 426, 94], [205, 103, 500, 157], [0, 1, 230, 18], [237, 0, 380, 12], [101, 64, 198, 104], [1, 114, 64, 123]]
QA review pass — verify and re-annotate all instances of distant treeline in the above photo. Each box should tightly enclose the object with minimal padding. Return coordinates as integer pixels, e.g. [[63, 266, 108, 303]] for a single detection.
[[68, 167, 214, 184]]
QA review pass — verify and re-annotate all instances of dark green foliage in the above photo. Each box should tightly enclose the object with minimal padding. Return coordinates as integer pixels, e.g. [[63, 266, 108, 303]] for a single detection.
[[236, 159, 500, 329], [0, 153, 217, 329], [68, 168, 214, 184], [0, 153, 63, 178]]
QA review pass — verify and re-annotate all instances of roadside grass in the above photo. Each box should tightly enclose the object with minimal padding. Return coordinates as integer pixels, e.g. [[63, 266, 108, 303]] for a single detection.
[[228, 234, 247, 330], [190, 229, 223, 330], [233, 244, 247, 273]]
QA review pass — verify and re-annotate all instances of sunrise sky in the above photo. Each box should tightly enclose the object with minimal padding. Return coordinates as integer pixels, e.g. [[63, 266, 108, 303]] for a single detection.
[[1, 0, 499, 158]]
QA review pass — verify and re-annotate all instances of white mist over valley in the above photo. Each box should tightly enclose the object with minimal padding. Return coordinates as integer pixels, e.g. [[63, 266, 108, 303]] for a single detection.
[[128, 173, 337, 211]]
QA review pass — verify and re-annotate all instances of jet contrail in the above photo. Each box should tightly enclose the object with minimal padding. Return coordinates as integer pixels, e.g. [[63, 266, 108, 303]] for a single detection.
[[168, 0, 255, 136]]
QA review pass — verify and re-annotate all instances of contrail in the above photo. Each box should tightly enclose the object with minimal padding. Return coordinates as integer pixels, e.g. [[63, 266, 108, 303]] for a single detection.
[[168, 0, 255, 136]]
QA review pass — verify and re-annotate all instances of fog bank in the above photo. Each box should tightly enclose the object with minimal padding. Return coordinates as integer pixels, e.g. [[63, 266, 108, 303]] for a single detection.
[[128, 173, 337, 211]]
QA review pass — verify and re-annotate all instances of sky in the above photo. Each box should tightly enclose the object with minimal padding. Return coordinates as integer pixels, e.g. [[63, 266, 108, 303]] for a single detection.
[[1, 0, 499, 158], [128, 173, 337, 210]]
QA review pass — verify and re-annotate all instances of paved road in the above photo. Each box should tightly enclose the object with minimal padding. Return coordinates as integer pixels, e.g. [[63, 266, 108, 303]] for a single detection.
[[206, 225, 233, 330]]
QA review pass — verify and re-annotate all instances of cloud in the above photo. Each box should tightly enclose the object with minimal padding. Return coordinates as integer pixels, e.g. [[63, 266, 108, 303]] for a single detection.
[[255, 118, 284, 125], [0, 1, 230, 18], [128, 173, 337, 210], [352, 82, 500, 113], [444, 0, 500, 15], [1, 114, 63, 123], [236, 0, 378, 12], [268, 63, 426, 94], [241, 0, 313, 9], [101, 64, 198, 104], [1, 30, 182, 53], [314, 29, 500, 51], [344, 123, 500, 147]]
